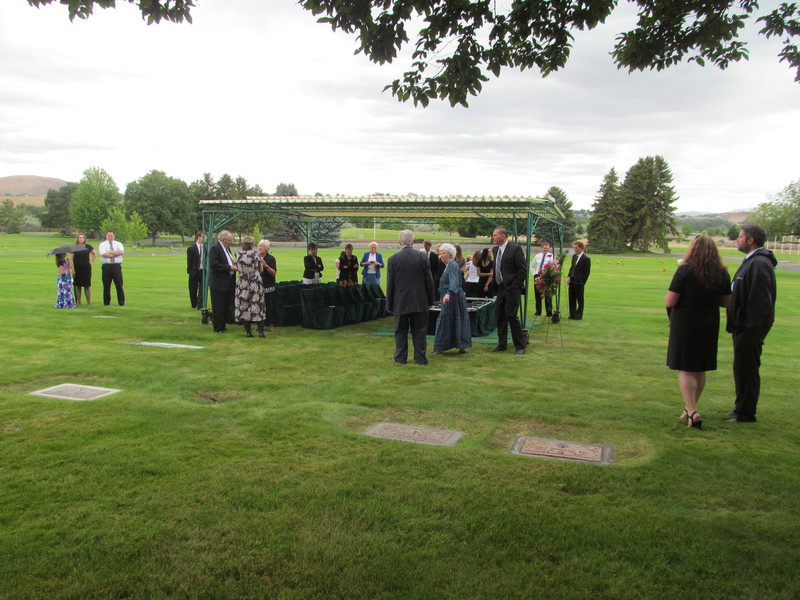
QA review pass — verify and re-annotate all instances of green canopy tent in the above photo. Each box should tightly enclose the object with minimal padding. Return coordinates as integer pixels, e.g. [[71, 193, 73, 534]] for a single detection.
[[198, 195, 565, 328]]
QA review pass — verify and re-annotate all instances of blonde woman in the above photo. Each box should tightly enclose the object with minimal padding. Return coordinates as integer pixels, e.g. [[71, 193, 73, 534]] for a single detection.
[[72, 233, 96, 305]]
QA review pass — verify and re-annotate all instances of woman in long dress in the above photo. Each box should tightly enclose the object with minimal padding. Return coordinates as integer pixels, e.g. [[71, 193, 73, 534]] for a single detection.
[[235, 236, 265, 337], [54, 253, 75, 309], [71, 233, 96, 305], [665, 235, 731, 429], [433, 243, 472, 355], [257, 239, 277, 333]]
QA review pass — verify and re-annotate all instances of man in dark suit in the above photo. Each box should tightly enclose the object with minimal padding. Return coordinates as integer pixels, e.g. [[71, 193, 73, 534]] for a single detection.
[[209, 230, 237, 333], [387, 230, 435, 365], [567, 241, 591, 320], [186, 231, 203, 309], [491, 227, 528, 355]]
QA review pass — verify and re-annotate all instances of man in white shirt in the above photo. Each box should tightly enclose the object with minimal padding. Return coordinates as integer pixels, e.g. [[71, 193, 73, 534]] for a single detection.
[[97, 230, 125, 306], [530, 242, 555, 317]]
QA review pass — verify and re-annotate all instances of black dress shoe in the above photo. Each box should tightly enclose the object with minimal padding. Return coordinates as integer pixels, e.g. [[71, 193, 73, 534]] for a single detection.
[[490, 347, 507, 352], [514, 348, 526, 356], [415, 360, 428, 366], [727, 416, 757, 423], [394, 359, 407, 364], [534, 312, 541, 316]]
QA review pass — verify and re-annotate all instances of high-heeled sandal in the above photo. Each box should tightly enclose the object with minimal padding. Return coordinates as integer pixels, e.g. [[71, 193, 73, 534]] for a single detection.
[[687, 411, 703, 429], [679, 408, 689, 420]]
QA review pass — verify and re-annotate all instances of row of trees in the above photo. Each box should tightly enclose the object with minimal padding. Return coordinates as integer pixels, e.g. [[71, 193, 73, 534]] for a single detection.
[[39, 167, 319, 244], [748, 179, 800, 239]]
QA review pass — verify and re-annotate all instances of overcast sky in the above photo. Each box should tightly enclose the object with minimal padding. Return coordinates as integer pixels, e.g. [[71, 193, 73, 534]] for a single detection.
[[2, 1, 798, 213]]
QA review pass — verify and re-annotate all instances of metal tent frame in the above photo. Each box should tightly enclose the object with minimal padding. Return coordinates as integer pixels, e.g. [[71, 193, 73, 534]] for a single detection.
[[198, 195, 565, 326]]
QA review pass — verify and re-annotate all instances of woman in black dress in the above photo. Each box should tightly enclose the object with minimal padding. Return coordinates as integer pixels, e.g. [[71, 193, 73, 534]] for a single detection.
[[337, 243, 359, 286], [71, 233, 96, 305], [477, 248, 494, 298], [665, 235, 731, 429], [257, 239, 277, 333]]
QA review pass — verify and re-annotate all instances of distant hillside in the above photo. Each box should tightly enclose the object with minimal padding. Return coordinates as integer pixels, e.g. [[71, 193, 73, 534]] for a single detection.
[[0, 175, 68, 197]]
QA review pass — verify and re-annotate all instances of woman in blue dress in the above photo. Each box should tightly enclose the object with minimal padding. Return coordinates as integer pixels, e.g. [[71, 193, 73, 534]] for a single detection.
[[433, 243, 472, 354], [54, 253, 75, 309]]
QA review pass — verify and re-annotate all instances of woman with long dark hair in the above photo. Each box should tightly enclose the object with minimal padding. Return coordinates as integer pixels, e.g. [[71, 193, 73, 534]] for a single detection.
[[665, 235, 732, 429]]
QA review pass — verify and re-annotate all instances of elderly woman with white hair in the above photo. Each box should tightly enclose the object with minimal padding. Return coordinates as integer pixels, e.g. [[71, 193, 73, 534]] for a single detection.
[[360, 241, 384, 284], [258, 239, 277, 333], [433, 243, 472, 355]]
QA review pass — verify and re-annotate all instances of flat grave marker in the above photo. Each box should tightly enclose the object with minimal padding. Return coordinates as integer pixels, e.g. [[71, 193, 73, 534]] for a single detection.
[[128, 342, 204, 349], [29, 384, 121, 402], [365, 423, 464, 447], [511, 436, 614, 465]]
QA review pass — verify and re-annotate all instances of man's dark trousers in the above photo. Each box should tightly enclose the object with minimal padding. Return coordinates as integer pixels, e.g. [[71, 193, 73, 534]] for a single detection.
[[496, 286, 524, 350], [394, 312, 429, 364], [732, 324, 771, 419], [102, 263, 125, 306], [210, 275, 235, 332], [188, 270, 201, 308]]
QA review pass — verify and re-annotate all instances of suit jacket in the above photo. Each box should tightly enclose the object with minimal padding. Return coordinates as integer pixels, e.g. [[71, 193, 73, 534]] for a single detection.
[[568, 253, 591, 285], [492, 242, 527, 291], [387, 246, 434, 314], [427, 250, 439, 277], [209, 241, 234, 291], [186, 243, 202, 275], [360, 251, 385, 280]]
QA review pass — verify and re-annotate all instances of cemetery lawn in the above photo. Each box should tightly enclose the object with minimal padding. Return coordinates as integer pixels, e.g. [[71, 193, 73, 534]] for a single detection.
[[1, 234, 799, 600]]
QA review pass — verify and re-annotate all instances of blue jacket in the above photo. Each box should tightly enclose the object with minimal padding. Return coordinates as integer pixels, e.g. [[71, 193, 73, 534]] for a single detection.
[[360, 251, 385, 280]]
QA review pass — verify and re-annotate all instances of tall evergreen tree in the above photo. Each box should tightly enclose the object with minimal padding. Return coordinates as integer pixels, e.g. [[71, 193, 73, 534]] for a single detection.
[[620, 156, 678, 251], [587, 168, 627, 253], [545, 185, 575, 247]]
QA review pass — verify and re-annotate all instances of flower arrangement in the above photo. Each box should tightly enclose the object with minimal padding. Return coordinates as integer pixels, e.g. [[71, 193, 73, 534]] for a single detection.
[[534, 254, 564, 298]]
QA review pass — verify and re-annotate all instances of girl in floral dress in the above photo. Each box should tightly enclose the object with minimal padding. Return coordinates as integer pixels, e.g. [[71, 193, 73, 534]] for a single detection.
[[54, 254, 75, 309]]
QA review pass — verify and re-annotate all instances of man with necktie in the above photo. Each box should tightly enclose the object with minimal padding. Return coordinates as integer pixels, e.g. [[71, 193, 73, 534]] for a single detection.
[[209, 230, 238, 333], [98, 230, 125, 306], [491, 227, 528, 356], [567, 241, 591, 320], [186, 231, 203, 309]]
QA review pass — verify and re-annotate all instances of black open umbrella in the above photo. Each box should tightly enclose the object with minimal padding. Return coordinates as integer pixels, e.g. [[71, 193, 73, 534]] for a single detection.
[[47, 244, 90, 257]]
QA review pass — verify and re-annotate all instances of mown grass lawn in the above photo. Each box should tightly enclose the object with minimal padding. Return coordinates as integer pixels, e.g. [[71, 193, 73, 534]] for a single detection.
[[1, 233, 799, 600]]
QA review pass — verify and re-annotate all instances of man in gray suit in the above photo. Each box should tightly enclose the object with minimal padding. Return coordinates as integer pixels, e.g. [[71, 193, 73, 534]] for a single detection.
[[387, 230, 435, 365]]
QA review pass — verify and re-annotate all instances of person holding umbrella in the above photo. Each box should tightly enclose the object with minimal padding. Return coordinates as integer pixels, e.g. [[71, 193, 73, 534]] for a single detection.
[[54, 253, 75, 309]]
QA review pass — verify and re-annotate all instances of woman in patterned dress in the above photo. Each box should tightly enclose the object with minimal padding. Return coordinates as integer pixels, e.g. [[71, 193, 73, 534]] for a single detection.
[[54, 253, 75, 309], [235, 236, 265, 337], [433, 243, 472, 355]]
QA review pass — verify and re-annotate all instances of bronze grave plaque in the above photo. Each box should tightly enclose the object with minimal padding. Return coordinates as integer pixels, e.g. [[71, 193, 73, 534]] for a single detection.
[[511, 436, 613, 465], [365, 423, 464, 446]]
